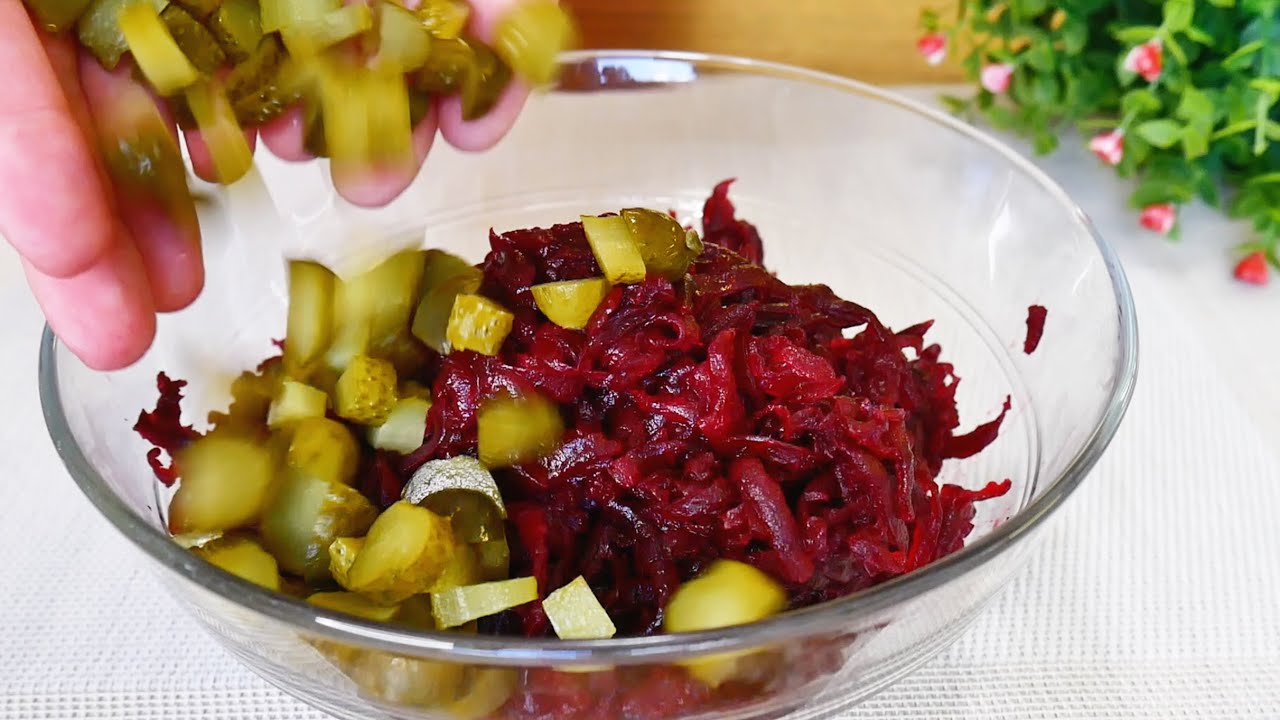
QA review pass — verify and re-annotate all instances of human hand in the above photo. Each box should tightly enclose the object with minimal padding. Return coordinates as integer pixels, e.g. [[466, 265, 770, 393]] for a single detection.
[[3, 1, 532, 371]]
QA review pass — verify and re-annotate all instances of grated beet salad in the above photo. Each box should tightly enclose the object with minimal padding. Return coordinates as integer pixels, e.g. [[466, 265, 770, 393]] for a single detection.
[[139, 180, 1011, 639]]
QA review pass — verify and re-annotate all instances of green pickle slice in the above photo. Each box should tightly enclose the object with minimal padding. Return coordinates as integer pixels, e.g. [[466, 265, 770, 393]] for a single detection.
[[530, 277, 610, 330], [260, 472, 379, 582], [328, 536, 364, 588], [460, 40, 512, 121], [226, 36, 296, 126], [344, 501, 457, 603], [446, 294, 514, 356], [287, 417, 360, 486], [476, 392, 565, 468], [283, 260, 335, 379], [493, 0, 577, 86], [194, 535, 283, 590], [368, 397, 431, 455], [417, 0, 469, 39], [119, 2, 201, 96], [171, 0, 220, 19], [402, 455, 508, 536], [334, 355, 399, 426], [266, 379, 328, 428], [207, 0, 263, 62], [621, 208, 704, 280], [347, 651, 466, 708], [184, 80, 254, 183], [26, 0, 96, 33], [581, 214, 647, 284], [414, 37, 472, 96], [411, 254, 483, 353], [543, 576, 616, 640], [430, 576, 538, 629], [159, 4, 227, 74], [77, 0, 166, 70], [374, 2, 432, 72], [168, 434, 277, 534], [96, 83, 190, 217]]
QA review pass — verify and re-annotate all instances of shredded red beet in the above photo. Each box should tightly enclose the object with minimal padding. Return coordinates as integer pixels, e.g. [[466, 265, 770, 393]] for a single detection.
[[1024, 304, 1047, 354], [134, 373, 200, 487]]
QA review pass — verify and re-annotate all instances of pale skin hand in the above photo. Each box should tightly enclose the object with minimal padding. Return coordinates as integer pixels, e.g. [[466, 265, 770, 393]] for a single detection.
[[1, 0, 531, 371]]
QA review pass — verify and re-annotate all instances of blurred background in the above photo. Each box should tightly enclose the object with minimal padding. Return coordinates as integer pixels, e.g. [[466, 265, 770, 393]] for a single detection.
[[561, 0, 963, 84]]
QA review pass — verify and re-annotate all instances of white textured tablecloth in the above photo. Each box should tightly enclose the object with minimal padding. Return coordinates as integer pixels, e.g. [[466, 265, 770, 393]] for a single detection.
[[2, 86, 1278, 719]]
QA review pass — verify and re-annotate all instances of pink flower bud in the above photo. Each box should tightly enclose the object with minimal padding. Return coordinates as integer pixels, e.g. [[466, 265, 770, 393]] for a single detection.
[[916, 33, 947, 66], [1139, 203, 1176, 235], [980, 63, 1014, 94], [1088, 130, 1125, 166], [1123, 40, 1163, 83]]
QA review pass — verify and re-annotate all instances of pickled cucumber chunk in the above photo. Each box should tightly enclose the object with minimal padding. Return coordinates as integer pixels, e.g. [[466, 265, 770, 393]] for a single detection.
[[168, 434, 277, 534], [430, 576, 538, 629], [281, 4, 372, 57], [476, 392, 564, 468], [287, 417, 359, 485], [411, 254, 482, 353], [581, 215, 646, 285], [226, 36, 295, 126], [327, 251, 425, 370], [77, 0, 166, 70], [171, 0, 220, 19], [460, 40, 511, 121], [374, 2, 432, 72], [347, 651, 466, 708], [530, 277, 610, 330], [284, 260, 335, 379], [308, 591, 402, 622], [208, 360, 283, 431], [417, 0, 469, 39], [119, 2, 201, 95], [26, 0, 95, 33], [447, 668, 518, 720], [402, 456, 507, 524], [260, 0, 336, 32], [319, 63, 413, 168], [207, 0, 262, 61], [259, 473, 378, 581], [184, 81, 254, 183], [328, 536, 364, 588], [159, 5, 226, 74], [334, 355, 398, 426], [344, 502, 457, 603], [493, 0, 577, 86], [621, 208, 703, 280], [368, 397, 431, 455], [194, 535, 282, 590], [96, 83, 189, 215], [473, 540, 510, 581], [446, 294, 514, 356], [266, 379, 328, 428], [662, 559, 787, 686], [414, 37, 472, 96], [428, 541, 482, 592], [543, 576, 616, 639]]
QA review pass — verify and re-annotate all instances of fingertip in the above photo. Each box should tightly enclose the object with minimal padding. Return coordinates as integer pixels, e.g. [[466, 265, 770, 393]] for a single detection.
[[259, 106, 315, 162], [437, 82, 529, 152], [184, 127, 258, 183], [332, 110, 438, 208]]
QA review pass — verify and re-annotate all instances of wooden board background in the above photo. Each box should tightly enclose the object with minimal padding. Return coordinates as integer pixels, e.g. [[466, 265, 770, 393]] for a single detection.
[[560, 0, 965, 85]]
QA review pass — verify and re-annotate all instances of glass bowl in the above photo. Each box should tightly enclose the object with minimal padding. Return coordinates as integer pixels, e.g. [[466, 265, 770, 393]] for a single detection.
[[39, 50, 1138, 720]]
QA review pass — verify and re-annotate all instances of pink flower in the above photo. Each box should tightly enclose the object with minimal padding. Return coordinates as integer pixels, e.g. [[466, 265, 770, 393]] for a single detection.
[[916, 33, 947, 66], [1139, 203, 1176, 235], [980, 63, 1014, 94], [1123, 40, 1163, 83], [1234, 251, 1270, 286], [1088, 130, 1125, 166]]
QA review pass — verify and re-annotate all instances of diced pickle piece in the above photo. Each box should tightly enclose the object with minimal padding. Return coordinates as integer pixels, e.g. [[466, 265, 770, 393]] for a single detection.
[[375, 3, 431, 72], [417, 0, 469, 39], [448, 668, 518, 720], [346, 502, 456, 603], [184, 81, 254, 183], [208, 0, 262, 61], [284, 260, 335, 378], [281, 4, 372, 57], [226, 36, 296, 126], [119, 3, 200, 96], [96, 82, 190, 216], [363, 251, 427, 349], [400, 380, 433, 402], [308, 592, 402, 622], [402, 456, 508, 524], [288, 417, 359, 485], [411, 258, 482, 353], [493, 0, 577, 86], [543, 576, 616, 639], [428, 541, 482, 592], [420, 491, 504, 544], [581, 215, 646, 284], [662, 559, 787, 686], [473, 539, 510, 581], [446, 294, 514, 356], [319, 63, 413, 168], [530, 277, 610, 330], [328, 536, 364, 588], [194, 536, 282, 590], [159, 5, 226, 74], [347, 651, 466, 707], [334, 355, 398, 426], [621, 208, 704, 280], [266, 379, 328, 428], [430, 576, 538, 629], [77, 0, 166, 70], [368, 397, 431, 455], [168, 435, 276, 534], [259, 0, 336, 32], [26, 0, 95, 33], [171, 0, 219, 19], [208, 360, 283, 430], [371, 333, 432, 378], [414, 37, 471, 96], [460, 40, 511, 121], [260, 473, 378, 581], [477, 392, 564, 468]]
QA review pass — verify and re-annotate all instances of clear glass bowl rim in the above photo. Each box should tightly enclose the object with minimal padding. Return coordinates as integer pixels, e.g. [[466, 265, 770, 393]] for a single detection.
[[37, 49, 1139, 666]]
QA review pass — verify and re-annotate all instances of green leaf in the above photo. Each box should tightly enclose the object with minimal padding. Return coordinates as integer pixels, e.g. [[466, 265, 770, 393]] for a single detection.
[[1223, 40, 1265, 69], [1206, 0, 1234, 6], [1183, 25, 1215, 45], [1245, 172, 1280, 186], [1130, 180, 1195, 207], [1061, 19, 1089, 54], [940, 94, 970, 115], [1181, 125, 1210, 159], [986, 104, 1017, 129], [1162, 0, 1194, 32], [1249, 78, 1280, 100], [1165, 35, 1189, 65], [1122, 88, 1163, 116], [1267, 121, 1280, 141], [1196, 174, 1221, 206], [1033, 130, 1059, 155], [1175, 87, 1214, 125], [1137, 119, 1184, 148], [1112, 25, 1161, 44], [1031, 73, 1060, 106], [1212, 120, 1259, 140], [1026, 40, 1055, 71]]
